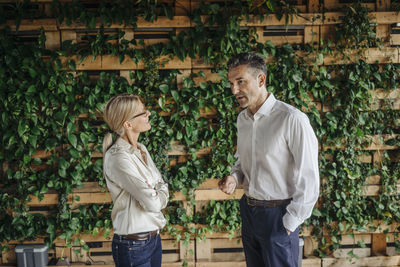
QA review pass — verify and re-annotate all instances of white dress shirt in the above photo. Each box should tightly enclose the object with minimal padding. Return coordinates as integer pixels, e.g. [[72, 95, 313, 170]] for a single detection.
[[104, 137, 169, 235], [231, 93, 320, 232]]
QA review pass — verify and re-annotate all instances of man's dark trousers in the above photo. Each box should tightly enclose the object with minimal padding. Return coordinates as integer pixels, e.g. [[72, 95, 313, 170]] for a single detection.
[[240, 195, 299, 267]]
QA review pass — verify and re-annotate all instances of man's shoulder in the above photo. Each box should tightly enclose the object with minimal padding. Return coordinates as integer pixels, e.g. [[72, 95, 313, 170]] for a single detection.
[[273, 100, 308, 120]]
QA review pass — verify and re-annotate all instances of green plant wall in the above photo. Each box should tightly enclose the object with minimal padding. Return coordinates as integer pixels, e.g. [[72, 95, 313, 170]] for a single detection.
[[0, 0, 399, 257]]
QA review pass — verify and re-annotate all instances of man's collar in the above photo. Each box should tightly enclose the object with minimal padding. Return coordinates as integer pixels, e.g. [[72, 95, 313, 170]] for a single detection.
[[245, 93, 276, 118]]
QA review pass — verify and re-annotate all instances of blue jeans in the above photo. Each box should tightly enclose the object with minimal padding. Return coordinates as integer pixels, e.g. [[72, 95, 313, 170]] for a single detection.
[[240, 195, 299, 267], [112, 233, 162, 267]]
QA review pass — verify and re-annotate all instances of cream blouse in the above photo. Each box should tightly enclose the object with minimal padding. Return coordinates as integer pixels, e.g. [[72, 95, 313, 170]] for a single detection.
[[104, 137, 169, 235]]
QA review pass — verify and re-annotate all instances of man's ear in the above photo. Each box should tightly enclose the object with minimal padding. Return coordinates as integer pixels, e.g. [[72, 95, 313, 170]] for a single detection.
[[258, 73, 266, 88]]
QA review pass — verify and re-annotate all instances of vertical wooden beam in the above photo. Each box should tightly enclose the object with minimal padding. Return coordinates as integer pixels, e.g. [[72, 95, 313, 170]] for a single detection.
[[1, 245, 15, 264], [55, 242, 71, 261], [196, 239, 212, 261], [373, 150, 384, 167], [61, 30, 77, 47], [304, 25, 320, 47], [376, 0, 391, 11], [320, 25, 336, 45], [180, 239, 195, 262], [303, 236, 319, 257], [377, 25, 391, 46], [183, 200, 193, 217], [176, 69, 191, 90], [255, 26, 264, 44], [324, 0, 338, 10], [308, 0, 320, 12], [371, 233, 387, 256], [175, 0, 191, 16], [45, 31, 60, 50]]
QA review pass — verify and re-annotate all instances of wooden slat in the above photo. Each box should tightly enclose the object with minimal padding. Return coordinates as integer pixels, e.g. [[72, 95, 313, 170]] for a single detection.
[[3, 19, 58, 31], [322, 255, 400, 266], [60, 55, 192, 70], [3, 12, 400, 32], [26, 173, 400, 206], [323, 0, 375, 11], [195, 47, 400, 68], [323, 134, 399, 151], [376, 0, 391, 11], [59, 16, 190, 30], [196, 238, 245, 262]]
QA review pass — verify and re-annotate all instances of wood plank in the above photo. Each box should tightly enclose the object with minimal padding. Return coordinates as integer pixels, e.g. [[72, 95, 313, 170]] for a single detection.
[[304, 25, 320, 45], [322, 255, 400, 266], [3, 19, 57, 31], [308, 0, 320, 12], [61, 55, 192, 70], [196, 238, 245, 262], [371, 233, 387, 256], [194, 189, 244, 201], [44, 31, 60, 50], [323, 134, 399, 151], [27, 175, 400, 206], [196, 258, 322, 267], [175, 0, 190, 16], [59, 16, 190, 30]]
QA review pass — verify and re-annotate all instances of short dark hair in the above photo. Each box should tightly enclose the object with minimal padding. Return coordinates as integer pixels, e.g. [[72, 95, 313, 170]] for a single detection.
[[227, 52, 268, 78]]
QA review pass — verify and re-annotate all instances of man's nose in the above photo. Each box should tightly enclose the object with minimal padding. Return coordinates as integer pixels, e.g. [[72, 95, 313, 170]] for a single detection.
[[231, 84, 239, 95]]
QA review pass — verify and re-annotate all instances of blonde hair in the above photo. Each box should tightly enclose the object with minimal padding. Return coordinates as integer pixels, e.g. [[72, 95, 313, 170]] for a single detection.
[[102, 94, 141, 154]]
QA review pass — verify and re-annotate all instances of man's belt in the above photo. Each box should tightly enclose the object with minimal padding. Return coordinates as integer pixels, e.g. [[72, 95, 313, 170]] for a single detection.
[[246, 196, 291, 208], [122, 230, 159, 241]]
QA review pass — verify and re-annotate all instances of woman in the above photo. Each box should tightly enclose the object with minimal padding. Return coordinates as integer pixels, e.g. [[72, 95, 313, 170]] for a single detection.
[[102, 93, 169, 267]]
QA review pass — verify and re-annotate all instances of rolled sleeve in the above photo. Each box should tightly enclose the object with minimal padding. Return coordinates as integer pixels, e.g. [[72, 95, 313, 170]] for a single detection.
[[230, 151, 244, 186]]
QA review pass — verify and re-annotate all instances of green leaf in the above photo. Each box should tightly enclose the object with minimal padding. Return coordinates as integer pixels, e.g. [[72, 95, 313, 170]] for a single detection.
[[29, 68, 37, 78], [171, 90, 179, 101], [292, 73, 302, 82], [18, 120, 28, 137], [159, 84, 169, 93], [183, 104, 189, 114], [27, 85, 36, 94], [68, 134, 78, 148]]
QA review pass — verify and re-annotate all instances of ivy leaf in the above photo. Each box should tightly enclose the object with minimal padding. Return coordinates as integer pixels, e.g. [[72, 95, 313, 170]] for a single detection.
[[28, 135, 37, 148], [67, 122, 75, 136], [68, 134, 78, 148], [27, 85, 36, 94], [292, 73, 302, 82], [80, 132, 89, 146], [136, 71, 143, 80], [171, 90, 179, 101], [183, 103, 189, 114], [18, 120, 28, 137], [159, 84, 169, 93], [29, 68, 37, 78], [312, 208, 322, 217]]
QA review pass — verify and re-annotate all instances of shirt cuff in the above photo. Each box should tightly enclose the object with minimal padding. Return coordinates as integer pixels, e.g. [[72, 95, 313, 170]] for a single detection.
[[282, 212, 303, 232]]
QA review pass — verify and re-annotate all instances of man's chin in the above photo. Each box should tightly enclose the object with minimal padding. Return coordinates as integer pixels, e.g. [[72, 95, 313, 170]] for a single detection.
[[238, 101, 248, 108]]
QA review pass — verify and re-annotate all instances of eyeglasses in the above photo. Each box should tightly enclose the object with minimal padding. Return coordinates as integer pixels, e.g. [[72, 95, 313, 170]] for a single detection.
[[129, 109, 149, 120]]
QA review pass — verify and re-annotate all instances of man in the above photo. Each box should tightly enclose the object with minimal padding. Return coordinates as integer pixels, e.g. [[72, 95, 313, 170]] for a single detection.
[[219, 52, 319, 267]]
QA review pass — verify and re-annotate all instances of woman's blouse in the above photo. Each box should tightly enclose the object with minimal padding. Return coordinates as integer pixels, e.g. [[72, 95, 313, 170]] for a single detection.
[[104, 137, 169, 235]]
